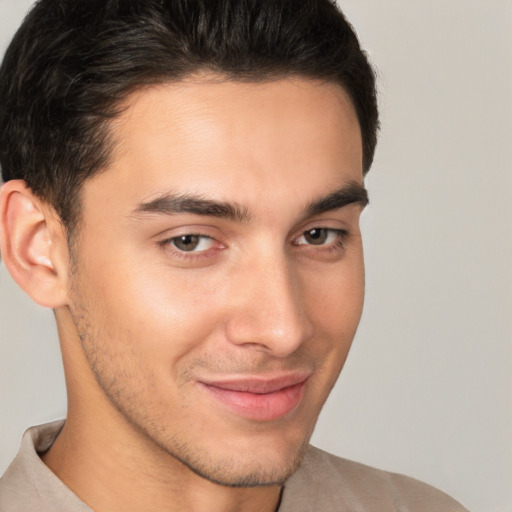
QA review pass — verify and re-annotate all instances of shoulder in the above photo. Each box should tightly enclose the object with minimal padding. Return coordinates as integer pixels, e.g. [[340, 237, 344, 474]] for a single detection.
[[0, 421, 91, 512], [279, 445, 469, 512]]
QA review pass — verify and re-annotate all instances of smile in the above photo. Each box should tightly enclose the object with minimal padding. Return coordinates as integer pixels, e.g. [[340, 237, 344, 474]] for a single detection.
[[198, 374, 310, 422]]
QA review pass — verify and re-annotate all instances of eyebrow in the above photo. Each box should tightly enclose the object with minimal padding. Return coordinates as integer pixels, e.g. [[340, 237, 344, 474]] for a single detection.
[[133, 181, 368, 222], [305, 181, 369, 217], [134, 194, 251, 222]]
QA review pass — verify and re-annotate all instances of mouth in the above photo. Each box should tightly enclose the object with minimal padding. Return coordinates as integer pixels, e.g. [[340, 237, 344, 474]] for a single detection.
[[198, 373, 310, 422]]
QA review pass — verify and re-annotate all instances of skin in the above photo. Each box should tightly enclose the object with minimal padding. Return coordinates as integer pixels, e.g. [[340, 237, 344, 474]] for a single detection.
[[0, 77, 366, 512]]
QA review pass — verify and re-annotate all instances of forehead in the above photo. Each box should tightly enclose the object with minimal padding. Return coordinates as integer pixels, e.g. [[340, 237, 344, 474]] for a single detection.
[[84, 77, 363, 217]]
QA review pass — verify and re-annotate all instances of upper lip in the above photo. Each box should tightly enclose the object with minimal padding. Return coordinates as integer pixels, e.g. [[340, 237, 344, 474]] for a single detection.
[[200, 373, 311, 394]]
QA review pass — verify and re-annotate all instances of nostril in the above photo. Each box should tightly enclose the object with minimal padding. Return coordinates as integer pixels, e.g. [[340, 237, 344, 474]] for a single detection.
[[225, 303, 313, 357]]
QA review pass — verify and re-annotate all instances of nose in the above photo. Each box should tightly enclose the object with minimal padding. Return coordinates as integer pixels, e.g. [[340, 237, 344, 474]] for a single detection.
[[224, 253, 314, 357]]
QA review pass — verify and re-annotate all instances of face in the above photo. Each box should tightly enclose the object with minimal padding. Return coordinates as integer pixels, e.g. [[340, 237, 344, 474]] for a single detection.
[[65, 77, 366, 486]]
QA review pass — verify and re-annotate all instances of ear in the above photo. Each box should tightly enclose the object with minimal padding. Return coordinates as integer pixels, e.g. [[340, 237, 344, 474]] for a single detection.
[[0, 180, 70, 308]]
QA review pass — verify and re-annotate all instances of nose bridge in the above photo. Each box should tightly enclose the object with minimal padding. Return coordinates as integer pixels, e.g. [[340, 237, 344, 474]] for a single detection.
[[226, 248, 313, 356]]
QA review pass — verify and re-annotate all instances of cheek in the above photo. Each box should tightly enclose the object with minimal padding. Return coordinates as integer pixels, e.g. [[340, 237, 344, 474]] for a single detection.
[[308, 256, 364, 335], [302, 250, 365, 378], [75, 246, 226, 370]]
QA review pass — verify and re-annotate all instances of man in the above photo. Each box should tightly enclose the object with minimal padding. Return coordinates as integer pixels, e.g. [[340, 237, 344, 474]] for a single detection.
[[0, 1, 468, 511]]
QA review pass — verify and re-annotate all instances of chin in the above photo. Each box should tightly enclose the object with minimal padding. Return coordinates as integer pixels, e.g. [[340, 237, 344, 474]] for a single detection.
[[156, 426, 312, 488], [180, 444, 308, 488]]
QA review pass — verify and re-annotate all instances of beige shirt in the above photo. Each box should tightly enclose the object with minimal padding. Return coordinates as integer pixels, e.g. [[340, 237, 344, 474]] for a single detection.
[[0, 421, 469, 511]]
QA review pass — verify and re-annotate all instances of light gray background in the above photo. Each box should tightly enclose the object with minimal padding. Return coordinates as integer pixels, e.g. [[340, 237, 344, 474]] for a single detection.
[[1, 1, 511, 511]]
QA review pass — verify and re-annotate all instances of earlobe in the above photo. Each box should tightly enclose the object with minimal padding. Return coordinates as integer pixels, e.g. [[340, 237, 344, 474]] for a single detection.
[[0, 180, 70, 308]]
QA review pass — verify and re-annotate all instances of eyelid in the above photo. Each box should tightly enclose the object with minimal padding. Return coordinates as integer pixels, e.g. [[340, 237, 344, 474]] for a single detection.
[[169, 234, 215, 252], [292, 227, 348, 247], [156, 225, 227, 260], [160, 231, 220, 246]]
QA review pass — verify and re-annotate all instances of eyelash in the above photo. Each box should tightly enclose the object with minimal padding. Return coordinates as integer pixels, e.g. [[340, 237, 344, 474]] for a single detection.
[[158, 228, 349, 261], [292, 228, 348, 250], [294, 229, 350, 261], [158, 234, 222, 262]]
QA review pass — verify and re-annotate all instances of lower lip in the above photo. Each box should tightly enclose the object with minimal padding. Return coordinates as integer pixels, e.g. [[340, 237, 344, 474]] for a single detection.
[[200, 381, 307, 422]]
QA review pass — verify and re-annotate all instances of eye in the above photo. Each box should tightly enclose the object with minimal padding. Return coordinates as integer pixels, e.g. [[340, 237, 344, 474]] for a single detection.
[[294, 228, 344, 246], [167, 234, 215, 252]]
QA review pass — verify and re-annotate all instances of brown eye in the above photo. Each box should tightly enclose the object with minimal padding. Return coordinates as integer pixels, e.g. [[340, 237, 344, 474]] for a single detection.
[[171, 235, 203, 252], [160, 233, 223, 261], [293, 228, 346, 248], [303, 228, 329, 245]]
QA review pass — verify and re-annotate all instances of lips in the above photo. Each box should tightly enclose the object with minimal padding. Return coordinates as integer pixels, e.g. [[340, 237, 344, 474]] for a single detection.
[[199, 374, 309, 422]]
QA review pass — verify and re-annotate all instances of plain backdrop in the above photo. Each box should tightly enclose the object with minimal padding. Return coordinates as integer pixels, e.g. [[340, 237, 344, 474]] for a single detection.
[[1, 1, 511, 511]]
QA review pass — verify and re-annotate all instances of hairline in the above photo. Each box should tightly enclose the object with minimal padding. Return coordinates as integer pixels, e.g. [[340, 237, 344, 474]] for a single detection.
[[64, 70, 365, 248]]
